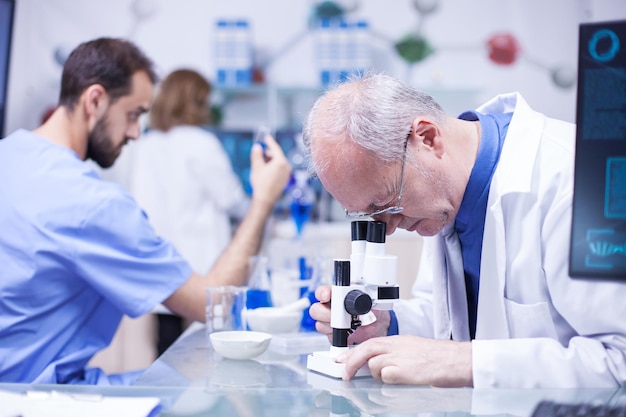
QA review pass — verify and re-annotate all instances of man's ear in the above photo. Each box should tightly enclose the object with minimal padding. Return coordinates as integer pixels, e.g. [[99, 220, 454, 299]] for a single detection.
[[82, 84, 108, 128], [411, 117, 444, 157]]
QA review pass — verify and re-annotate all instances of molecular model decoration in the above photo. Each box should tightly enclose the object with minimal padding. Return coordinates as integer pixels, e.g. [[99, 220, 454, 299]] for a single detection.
[[310, 0, 577, 89]]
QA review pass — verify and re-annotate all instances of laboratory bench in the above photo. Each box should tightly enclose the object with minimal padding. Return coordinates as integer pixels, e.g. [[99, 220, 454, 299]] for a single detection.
[[131, 324, 626, 417], [1, 321, 624, 416], [129, 322, 623, 416]]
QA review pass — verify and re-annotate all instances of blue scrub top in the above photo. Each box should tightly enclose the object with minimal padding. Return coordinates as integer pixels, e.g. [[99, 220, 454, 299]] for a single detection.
[[0, 130, 192, 385]]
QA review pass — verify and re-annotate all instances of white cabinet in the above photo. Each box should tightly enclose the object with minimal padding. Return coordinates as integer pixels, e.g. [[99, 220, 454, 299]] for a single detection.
[[212, 84, 322, 131]]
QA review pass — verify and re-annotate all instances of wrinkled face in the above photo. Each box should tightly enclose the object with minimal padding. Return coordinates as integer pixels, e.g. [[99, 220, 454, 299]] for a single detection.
[[87, 71, 153, 168], [314, 136, 457, 237]]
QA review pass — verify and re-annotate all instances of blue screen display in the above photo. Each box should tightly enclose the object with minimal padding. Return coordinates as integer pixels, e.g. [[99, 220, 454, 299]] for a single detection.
[[570, 20, 626, 279]]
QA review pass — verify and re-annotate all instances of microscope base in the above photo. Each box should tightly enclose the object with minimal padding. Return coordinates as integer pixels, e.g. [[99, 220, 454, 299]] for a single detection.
[[306, 350, 371, 379]]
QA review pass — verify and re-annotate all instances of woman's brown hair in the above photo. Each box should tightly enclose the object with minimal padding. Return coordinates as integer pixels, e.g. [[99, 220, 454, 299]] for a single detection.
[[149, 69, 212, 131]]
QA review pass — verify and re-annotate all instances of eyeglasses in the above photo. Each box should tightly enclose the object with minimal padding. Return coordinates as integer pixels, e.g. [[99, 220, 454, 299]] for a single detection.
[[344, 135, 409, 219]]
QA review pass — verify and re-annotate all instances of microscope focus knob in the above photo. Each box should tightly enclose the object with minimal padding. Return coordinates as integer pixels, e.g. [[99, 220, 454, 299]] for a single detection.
[[344, 289, 373, 316]]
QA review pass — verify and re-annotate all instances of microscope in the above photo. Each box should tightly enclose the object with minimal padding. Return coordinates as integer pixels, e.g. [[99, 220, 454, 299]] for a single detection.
[[306, 220, 399, 378]]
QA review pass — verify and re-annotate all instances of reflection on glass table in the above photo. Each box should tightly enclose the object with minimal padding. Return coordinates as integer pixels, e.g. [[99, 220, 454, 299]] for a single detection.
[[128, 322, 625, 417]]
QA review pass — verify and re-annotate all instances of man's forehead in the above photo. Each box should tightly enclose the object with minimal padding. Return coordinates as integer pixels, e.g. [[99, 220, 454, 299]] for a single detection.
[[315, 140, 388, 209], [313, 135, 376, 169]]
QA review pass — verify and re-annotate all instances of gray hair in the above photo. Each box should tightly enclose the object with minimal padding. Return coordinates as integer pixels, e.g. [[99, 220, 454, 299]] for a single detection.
[[302, 72, 446, 176]]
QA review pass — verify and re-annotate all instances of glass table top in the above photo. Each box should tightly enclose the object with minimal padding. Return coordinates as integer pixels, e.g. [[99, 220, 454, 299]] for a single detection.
[[127, 323, 624, 416], [1, 323, 621, 416]]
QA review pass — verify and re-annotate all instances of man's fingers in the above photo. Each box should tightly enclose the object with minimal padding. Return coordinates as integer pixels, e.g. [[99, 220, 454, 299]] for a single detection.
[[314, 285, 331, 303], [342, 337, 391, 380]]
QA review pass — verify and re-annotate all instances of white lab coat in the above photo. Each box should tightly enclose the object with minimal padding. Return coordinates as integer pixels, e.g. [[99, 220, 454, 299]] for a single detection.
[[394, 93, 626, 388], [128, 126, 250, 275]]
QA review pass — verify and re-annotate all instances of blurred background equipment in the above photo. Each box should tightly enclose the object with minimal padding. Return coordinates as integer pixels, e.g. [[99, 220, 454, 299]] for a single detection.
[[0, 0, 14, 137]]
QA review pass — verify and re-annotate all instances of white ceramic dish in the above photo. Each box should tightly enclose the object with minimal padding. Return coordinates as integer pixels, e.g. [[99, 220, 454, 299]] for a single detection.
[[245, 307, 302, 334], [209, 330, 272, 360]]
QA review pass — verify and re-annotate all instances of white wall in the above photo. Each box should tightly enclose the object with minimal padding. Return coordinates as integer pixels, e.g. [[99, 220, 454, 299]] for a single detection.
[[5, 0, 626, 135]]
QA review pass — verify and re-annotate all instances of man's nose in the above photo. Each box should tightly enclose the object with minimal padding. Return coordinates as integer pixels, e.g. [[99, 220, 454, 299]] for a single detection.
[[127, 123, 141, 139]]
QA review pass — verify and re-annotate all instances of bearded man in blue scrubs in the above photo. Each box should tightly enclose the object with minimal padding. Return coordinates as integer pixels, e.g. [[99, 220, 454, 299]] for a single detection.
[[0, 38, 291, 385]]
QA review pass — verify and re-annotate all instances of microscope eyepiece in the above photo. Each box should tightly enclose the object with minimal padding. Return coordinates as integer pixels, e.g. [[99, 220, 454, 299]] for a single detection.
[[366, 221, 386, 243], [351, 220, 369, 241]]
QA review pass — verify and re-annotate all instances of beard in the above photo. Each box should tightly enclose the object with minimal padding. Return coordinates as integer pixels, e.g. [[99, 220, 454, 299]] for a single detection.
[[86, 115, 123, 168]]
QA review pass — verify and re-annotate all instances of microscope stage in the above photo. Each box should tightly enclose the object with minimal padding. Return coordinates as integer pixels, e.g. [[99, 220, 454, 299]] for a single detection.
[[307, 350, 371, 379]]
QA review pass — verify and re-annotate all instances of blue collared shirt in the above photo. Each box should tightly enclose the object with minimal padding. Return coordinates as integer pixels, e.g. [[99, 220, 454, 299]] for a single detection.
[[455, 110, 512, 339]]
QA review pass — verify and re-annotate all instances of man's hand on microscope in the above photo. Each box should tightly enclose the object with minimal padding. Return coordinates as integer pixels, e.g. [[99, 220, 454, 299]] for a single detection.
[[309, 285, 473, 387], [310, 285, 391, 345]]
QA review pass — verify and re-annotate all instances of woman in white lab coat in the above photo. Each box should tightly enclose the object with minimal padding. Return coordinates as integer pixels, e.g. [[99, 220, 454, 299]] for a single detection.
[[128, 69, 250, 351]]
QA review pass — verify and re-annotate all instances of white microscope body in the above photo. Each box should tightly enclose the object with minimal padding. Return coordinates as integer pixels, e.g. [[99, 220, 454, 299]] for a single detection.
[[306, 220, 399, 378]]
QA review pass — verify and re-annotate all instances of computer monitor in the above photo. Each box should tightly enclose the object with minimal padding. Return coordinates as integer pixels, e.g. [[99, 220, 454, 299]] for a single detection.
[[0, 0, 15, 137], [569, 19, 626, 279]]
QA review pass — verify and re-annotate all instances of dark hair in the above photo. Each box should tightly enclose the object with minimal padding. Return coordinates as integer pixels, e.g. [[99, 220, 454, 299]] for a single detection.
[[149, 69, 212, 131], [59, 37, 158, 110]]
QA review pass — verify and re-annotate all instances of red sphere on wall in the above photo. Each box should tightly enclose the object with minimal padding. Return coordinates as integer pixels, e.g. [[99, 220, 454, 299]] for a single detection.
[[486, 32, 520, 65]]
